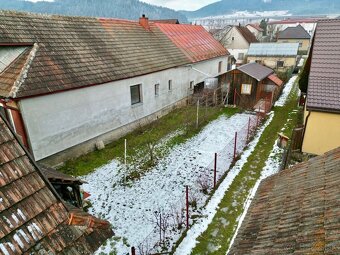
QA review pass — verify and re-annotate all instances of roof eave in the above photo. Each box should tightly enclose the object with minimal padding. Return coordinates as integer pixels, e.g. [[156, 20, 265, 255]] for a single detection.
[[306, 105, 340, 114]]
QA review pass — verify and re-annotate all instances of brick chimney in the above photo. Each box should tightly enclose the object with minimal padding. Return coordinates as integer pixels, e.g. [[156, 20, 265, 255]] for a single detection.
[[139, 14, 150, 30]]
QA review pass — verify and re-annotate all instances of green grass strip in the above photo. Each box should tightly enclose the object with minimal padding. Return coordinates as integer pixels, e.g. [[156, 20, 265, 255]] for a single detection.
[[59, 105, 241, 177], [191, 81, 300, 255]]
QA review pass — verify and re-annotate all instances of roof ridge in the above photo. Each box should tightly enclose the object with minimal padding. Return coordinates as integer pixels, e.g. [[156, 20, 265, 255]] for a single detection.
[[9, 43, 39, 98]]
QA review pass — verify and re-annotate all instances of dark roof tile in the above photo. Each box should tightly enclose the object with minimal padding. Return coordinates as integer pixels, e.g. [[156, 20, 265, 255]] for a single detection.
[[307, 19, 340, 112], [229, 147, 340, 255], [0, 11, 190, 98], [237, 62, 274, 81], [0, 112, 113, 254], [278, 25, 311, 39], [236, 26, 258, 44]]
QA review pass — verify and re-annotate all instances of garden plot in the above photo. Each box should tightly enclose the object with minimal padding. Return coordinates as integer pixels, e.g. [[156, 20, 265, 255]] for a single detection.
[[83, 113, 255, 254]]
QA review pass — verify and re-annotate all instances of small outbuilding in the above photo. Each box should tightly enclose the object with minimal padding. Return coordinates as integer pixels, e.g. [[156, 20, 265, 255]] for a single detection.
[[227, 62, 283, 112]]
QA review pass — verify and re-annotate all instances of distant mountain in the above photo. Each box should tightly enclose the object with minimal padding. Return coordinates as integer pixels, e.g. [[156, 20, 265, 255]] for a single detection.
[[181, 0, 340, 19], [0, 0, 188, 22]]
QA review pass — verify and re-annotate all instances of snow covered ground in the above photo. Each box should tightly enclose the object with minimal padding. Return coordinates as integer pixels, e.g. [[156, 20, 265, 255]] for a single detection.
[[174, 113, 274, 255], [83, 113, 255, 254], [275, 75, 298, 107]]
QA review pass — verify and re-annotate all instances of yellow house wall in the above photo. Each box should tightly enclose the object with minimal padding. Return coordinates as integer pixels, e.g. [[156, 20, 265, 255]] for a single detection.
[[302, 110, 340, 155], [247, 56, 296, 70], [277, 39, 310, 52]]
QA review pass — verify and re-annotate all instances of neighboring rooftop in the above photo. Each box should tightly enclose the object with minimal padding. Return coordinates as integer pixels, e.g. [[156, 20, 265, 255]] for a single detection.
[[307, 19, 340, 113], [248, 42, 299, 57], [236, 62, 274, 81], [0, 11, 190, 98], [278, 25, 311, 39], [151, 19, 179, 24], [268, 18, 320, 25], [0, 112, 113, 254], [155, 23, 229, 63], [229, 146, 340, 255], [246, 23, 264, 32], [235, 26, 258, 44]]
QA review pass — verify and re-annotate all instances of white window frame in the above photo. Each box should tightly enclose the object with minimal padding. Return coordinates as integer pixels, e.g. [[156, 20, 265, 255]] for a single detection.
[[241, 84, 252, 95]]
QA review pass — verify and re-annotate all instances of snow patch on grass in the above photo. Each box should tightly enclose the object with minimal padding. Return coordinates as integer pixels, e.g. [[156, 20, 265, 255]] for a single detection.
[[174, 113, 274, 255]]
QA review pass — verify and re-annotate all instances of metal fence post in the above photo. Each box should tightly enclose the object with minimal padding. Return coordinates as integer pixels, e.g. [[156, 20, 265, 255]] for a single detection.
[[186, 186, 189, 230], [214, 153, 217, 188], [234, 132, 238, 161], [247, 117, 251, 143]]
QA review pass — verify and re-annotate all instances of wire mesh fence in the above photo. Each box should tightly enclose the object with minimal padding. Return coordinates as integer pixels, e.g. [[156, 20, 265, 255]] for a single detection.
[[132, 111, 265, 255]]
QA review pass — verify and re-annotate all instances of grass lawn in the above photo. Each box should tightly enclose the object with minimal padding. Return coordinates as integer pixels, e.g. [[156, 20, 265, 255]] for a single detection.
[[190, 80, 301, 254], [59, 105, 241, 177]]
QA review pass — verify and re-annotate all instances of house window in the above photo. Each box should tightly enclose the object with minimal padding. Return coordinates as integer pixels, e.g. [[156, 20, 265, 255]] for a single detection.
[[154, 83, 159, 96], [255, 60, 262, 64], [299, 42, 303, 47], [238, 53, 244, 60], [241, 84, 252, 95], [218, 61, 223, 73], [168, 80, 172, 91], [130, 84, 142, 105], [277, 61, 284, 68], [232, 37, 235, 41], [190, 81, 194, 90]]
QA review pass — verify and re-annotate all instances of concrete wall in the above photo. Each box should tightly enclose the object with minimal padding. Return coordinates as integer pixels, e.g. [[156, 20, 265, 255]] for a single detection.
[[19, 56, 228, 162], [302, 110, 340, 155], [277, 39, 310, 53], [247, 56, 297, 70]]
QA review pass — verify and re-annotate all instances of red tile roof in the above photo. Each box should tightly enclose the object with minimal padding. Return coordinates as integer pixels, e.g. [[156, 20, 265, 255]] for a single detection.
[[247, 23, 264, 32], [268, 74, 283, 86], [307, 19, 340, 113], [155, 23, 229, 63], [268, 18, 320, 25], [0, 112, 113, 254], [229, 146, 340, 254]]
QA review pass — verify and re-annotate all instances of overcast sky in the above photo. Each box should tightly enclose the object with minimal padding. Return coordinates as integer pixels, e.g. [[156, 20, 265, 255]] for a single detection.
[[141, 0, 219, 11]]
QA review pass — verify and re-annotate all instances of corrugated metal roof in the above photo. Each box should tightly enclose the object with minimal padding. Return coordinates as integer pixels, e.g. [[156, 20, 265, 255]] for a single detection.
[[307, 19, 340, 113], [229, 146, 340, 254], [0, 112, 113, 254], [278, 25, 311, 39], [248, 43, 299, 57], [155, 23, 229, 63], [0, 11, 190, 98], [237, 62, 274, 81]]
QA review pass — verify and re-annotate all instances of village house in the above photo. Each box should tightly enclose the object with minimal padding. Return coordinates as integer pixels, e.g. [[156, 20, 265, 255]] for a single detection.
[[228, 147, 340, 255], [213, 25, 258, 65], [277, 25, 311, 54], [227, 62, 283, 111], [302, 19, 340, 155], [267, 18, 318, 41], [0, 11, 229, 166], [246, 23, 264, 40], [247, 42, 299, 71], [0, 111, 113, 254]]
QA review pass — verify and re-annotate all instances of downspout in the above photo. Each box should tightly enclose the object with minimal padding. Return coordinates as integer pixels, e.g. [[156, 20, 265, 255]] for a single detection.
[[301, 110, 311, 152]]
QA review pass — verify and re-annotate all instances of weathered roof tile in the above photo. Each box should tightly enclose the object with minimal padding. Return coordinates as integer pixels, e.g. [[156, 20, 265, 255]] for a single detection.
[[229, 147, 340, 255], [0, 112, 113, 254]]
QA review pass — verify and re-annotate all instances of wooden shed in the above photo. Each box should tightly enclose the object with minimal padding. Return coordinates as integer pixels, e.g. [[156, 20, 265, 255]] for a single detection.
[[227, 62, 283, 112]]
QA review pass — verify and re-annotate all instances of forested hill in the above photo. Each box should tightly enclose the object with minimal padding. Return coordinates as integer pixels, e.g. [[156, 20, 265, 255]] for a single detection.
[[0, 0, 188, 22], [181, 0, 340, 19]]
